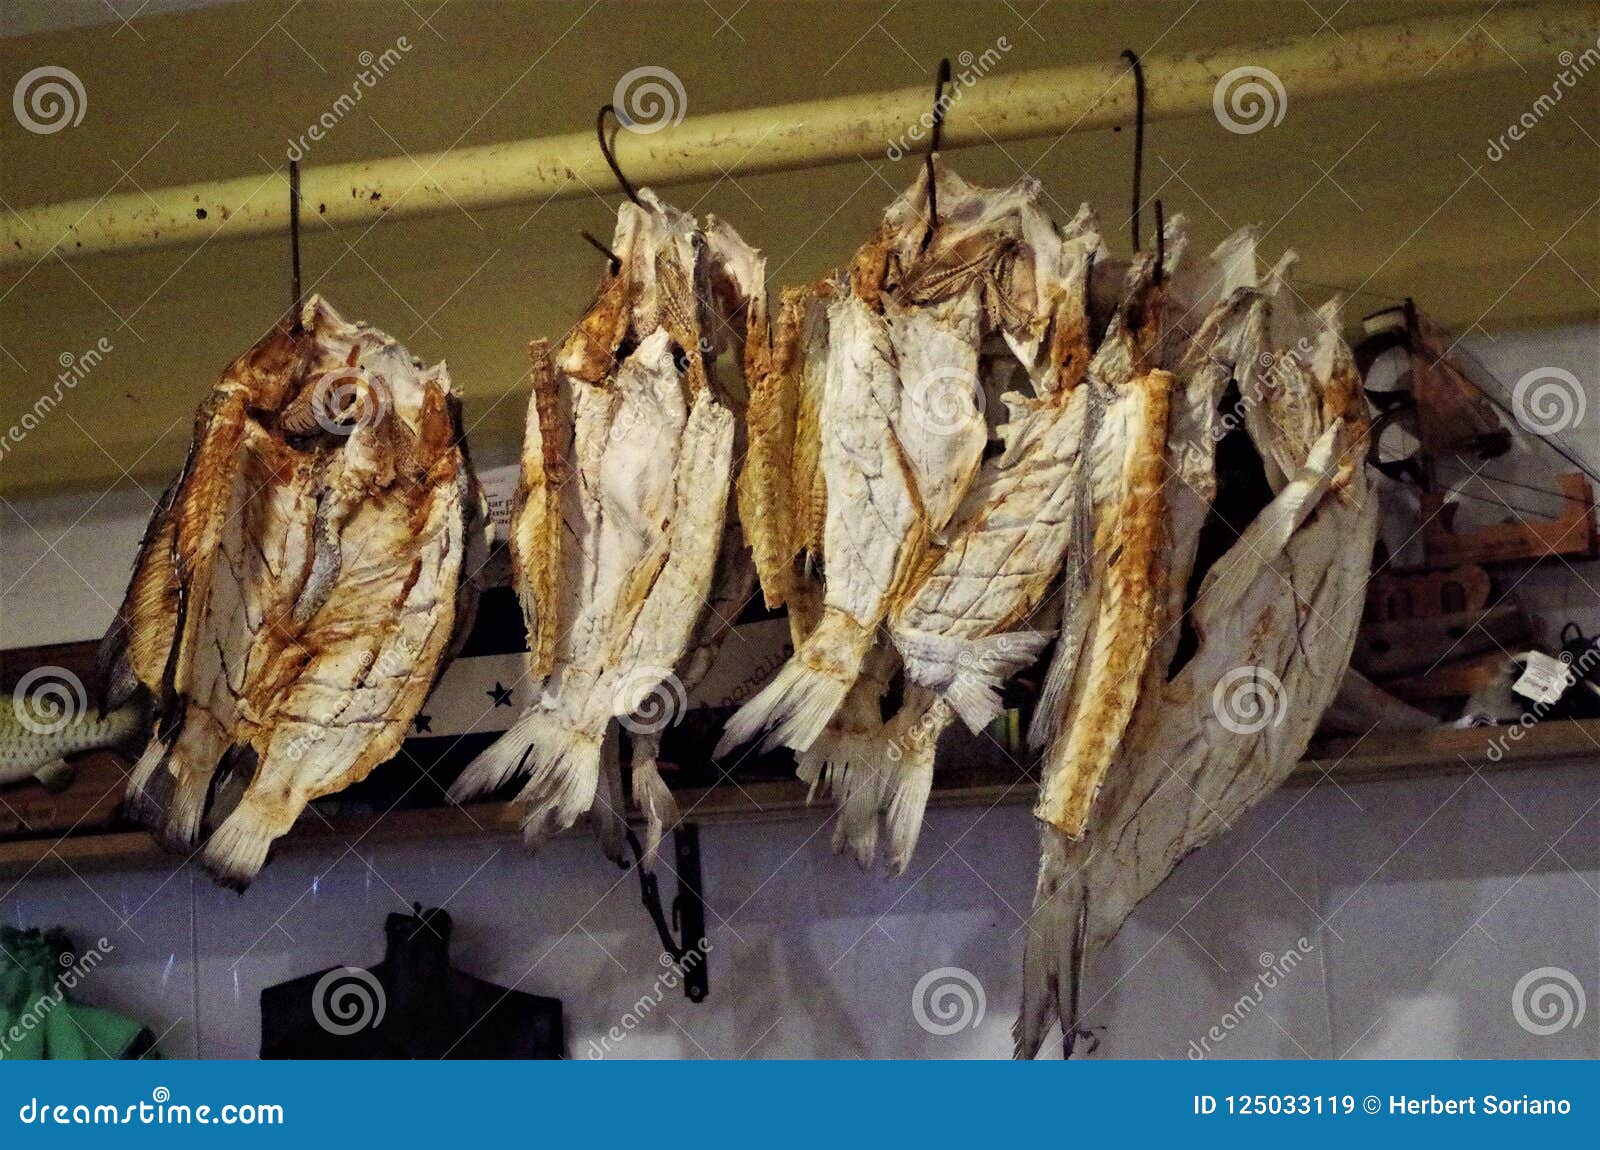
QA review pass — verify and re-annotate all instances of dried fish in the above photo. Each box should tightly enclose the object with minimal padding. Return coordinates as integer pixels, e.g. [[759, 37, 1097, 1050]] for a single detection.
[[103, 297, 484, 886], [718, 163, 1066, 763], [1017, 252, 1377, 1057], [450, 192, 762, 859]]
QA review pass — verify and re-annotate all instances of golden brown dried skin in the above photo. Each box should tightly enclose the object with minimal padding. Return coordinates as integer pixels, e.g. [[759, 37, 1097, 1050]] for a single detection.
[[560, 272, 632, 385], [1036, 368, 1172, 835], [116, 300, 478, 885], [738, 288, 806, 610], [512, 340, 566, 678]]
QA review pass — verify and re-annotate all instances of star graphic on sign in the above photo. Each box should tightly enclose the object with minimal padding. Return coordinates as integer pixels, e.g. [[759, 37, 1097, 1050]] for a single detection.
[[412, 713, 433, 734], [487, 681, 515, 707]]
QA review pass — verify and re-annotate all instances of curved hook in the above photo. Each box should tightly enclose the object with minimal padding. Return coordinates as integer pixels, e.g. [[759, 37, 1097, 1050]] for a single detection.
[[580, 229, 622, 274], [1121, 49, 1146, 254], [597, 104, 642, 206], [920, 57, 952, 253]]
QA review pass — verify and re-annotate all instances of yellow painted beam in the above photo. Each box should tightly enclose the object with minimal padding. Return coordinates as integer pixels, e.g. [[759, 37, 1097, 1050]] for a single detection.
[[2, 1, 1593, 268]]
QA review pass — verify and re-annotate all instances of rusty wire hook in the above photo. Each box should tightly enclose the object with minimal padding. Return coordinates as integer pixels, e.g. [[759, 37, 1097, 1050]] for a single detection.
[[597, 103, 643, 206], [1121, 48, 1147, 254]]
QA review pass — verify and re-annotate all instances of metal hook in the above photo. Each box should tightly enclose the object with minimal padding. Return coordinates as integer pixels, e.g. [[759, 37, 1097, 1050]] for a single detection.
[[580, 229, 622, 273], [920, 57, 951, 253], [597, 104, 642, 206], [1121, 49, 1146, 253], [288, 159, 304, 333]]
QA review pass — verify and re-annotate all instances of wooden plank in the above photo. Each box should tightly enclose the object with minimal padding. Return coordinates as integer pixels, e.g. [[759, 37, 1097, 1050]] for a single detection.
[[1, 719, 1595, 881], [1352, 601, 1529, 678]]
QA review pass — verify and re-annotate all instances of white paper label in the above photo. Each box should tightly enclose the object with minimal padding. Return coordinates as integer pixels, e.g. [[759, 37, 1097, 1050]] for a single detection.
[[1512, 650, 1573, 707], [478, 464, 520, 545]]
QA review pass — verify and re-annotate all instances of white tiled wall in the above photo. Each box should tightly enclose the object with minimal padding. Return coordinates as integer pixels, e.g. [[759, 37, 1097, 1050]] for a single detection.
[[2, 764, 1594, 1060], [2, 325, 1596, 1059]]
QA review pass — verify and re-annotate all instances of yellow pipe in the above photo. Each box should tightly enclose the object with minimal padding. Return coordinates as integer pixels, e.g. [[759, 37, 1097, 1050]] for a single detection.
[[2, 1, 1592, 268]]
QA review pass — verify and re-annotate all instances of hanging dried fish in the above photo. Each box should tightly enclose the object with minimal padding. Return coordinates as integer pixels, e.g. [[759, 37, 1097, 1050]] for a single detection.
[[450, 192, 763, 859], [1017, 244, 1377, 1057], [718, 164, 1066, 772], [102, 298, 485, 886]]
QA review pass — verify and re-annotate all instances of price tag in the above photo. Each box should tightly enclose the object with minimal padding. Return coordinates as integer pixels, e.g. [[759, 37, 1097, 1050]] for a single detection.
[[1512, 650, 1573, 707]]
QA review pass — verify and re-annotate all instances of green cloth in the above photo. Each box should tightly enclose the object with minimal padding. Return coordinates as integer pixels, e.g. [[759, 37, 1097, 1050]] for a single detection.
[[0, 927, 157, 1060]]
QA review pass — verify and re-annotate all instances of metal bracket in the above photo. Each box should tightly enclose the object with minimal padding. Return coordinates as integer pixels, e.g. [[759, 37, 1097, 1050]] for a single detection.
[[627, 823, 709, 1003]]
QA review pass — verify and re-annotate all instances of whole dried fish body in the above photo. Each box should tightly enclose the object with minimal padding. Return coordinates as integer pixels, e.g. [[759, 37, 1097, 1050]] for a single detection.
[[860, 208, 1105, 871], [451, 193, 761, 857], [1029, 217, 1189, 840], [105, 298, 483, 886], [718, 164, 1068, 766], [1016, 251, 1377, 1057]]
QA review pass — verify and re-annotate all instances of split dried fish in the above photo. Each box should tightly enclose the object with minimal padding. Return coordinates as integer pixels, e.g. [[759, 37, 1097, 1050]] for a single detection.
[[1017, 242, 1377, 1057], [718, 163, 1066, 769], [450, 192, 763, 860], [102, 298, 484, 886]]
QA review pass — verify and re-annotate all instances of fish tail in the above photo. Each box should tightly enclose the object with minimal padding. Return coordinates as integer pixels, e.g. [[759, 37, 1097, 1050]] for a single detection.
[[715, 611, 871, 757], [941, 631, 1055, 733], [448, 708, 548, 801], [882, 732, 937, 875], [1015, 828, 1088, 1059], [505, 721, 603, 849], [629, 734, 679, 870], [124, 737, 172, 828], [798, 730, 886, 869], [163, 770, 213, 852], [131, 714, 227, 848], [202, 796, 294, 891]]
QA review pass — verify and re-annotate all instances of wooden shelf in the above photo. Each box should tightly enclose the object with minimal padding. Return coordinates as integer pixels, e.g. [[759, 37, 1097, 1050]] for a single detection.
[[2, 718, 1596, 882]]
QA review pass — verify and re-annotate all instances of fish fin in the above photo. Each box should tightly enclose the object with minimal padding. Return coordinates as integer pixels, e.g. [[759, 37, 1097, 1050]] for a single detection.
[[201, 797, 291, 891], [1015, 829, 1087, 1059], [448, 708, 545, 800], [799, 730, 885, 869], [715, 611, 871, 756], [882, 732, 937, 876], [94, 615, 139, 717], [504, 721, 604, 848], [32, 758, 74, 793], [124, 737, 172, 828], [630, 735, 679, 870], [897, 629, 1055, 734]]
